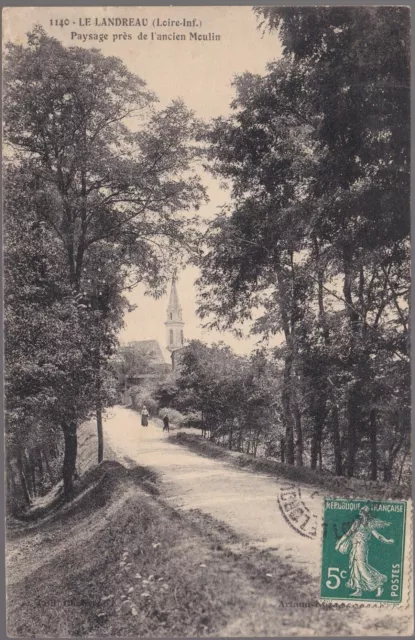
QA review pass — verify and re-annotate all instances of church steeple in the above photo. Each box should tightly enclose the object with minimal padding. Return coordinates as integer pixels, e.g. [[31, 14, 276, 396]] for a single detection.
[[165, 272, 185, 353]]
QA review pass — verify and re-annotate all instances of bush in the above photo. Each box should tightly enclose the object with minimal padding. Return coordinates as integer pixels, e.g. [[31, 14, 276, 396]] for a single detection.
[[130, 386, 158, 416], [158, 407, 185, 425], [154, 374, 179, 408], [180, 411, 203, 428]]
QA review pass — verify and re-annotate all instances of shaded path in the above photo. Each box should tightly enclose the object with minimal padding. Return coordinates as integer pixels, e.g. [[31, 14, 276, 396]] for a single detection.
[[103, 406, 412, 635], [103, 407, 321, 576]]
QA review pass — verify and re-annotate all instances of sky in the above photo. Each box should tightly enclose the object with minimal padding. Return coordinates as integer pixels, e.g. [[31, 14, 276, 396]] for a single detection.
[[4, 7, 283, 359]]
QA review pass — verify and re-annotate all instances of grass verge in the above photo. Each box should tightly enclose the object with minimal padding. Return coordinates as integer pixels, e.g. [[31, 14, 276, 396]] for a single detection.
[[7, 459, 411, 636], [169, 432, 410, 501]]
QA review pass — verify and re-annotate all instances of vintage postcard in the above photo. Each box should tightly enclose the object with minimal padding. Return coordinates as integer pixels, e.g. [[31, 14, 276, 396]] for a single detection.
[[3, 5, 412, 637]]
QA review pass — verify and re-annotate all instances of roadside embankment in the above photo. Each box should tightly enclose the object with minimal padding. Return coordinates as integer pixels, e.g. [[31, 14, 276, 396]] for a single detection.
[[6, 459, 352, 638], [7, 412, 411, 637], [169, 432, 410, 501]]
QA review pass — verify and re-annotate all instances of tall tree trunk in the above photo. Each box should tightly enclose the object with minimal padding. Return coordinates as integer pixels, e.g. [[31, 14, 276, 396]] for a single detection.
[[342, 246, 362, 478], [397, 450, 408, 486], [280, 437, 285, 463], [276, 267, 295, 465], [310, 425, 319, 471], [310, 404, 323, 471], [282, 396, 294, 465], [383, 432, 405, 483], [7, 459, 16, 495], [23, 450, 34, 498], [317, 442, 323, 471], [282, 355, 295, 465], [95, 347, 104, 464], [343, 247, 359, 325], [332, 405, 343, 476], [383, 452, 393, 482], [313, 233, 330, 342], [253, 430, 260, 457], [6, 466, 11, 495], [346, 386, 361, 478], [237, 425, 243, 451], [310, 396, 327, 470], [17, 450, 31, 506], [97, 406, 104, 464], [369, 408, 377, 481], [292, 400, 303, 466], [62, 419, 78, 500], [346, 406, 356, 478]]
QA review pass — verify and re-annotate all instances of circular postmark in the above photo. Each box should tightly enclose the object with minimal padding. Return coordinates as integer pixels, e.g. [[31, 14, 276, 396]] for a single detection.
[[277, 483, 318, 539]]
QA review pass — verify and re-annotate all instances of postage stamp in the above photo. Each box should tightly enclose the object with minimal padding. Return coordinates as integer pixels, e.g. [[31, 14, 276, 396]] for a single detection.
[[320, 498, 408, 604]]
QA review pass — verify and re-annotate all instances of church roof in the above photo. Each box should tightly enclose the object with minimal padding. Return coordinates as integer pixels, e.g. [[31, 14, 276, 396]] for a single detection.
[[125, 340, 166, 366]]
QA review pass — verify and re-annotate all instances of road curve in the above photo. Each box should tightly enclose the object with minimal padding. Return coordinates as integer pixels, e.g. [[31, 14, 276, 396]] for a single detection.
[[102, 406, 412, 636]]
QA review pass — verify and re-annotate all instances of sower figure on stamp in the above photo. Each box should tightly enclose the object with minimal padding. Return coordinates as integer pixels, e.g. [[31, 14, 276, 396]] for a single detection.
[[141, 405, 149, 427], [335, 505, 394, 597], [163, 414, 170, 433]]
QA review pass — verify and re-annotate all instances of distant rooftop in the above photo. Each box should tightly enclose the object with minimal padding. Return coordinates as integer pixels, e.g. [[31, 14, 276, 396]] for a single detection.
[[125, 340, 167, 366]]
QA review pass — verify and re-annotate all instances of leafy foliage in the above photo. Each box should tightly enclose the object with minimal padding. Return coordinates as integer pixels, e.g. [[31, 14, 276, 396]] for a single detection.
[[176, 341, 280, 456], [196, 7, 410, 481], [4, 28, 206, 504]]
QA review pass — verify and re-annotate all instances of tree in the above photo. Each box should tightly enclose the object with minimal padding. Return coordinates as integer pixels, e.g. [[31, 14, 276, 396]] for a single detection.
[[197, 64, 319, 465], [154, 374, 180, 410], [4, 27, 206, 499], [4, 166, 100, 502], [114, 345, 155, 395], [175, 341, 279, 455], [196, 7, 410, 480], [254, 6, 410, 476]]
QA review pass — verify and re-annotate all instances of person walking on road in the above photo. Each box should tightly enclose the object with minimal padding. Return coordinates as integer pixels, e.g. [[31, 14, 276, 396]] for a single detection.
[[141, 405, 149, 427], [163, 414, 170, 433]]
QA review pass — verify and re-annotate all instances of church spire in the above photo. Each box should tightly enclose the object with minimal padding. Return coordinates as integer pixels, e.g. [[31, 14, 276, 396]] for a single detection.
[[165, 272, 185, 353], [167, 271, 182, 320]]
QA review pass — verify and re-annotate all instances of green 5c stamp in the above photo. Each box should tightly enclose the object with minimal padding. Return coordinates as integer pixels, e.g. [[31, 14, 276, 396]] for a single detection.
[[320, 498, 407, 604]]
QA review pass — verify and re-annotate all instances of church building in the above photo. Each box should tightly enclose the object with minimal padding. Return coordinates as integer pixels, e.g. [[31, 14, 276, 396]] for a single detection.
[[165, 273, 186, 370], [120, 273, 186, 379], [116, 275, 186, 405]]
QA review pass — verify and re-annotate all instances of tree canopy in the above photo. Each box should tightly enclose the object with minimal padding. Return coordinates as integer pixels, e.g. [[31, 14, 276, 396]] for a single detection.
[[196, 6, 410, 481], [4, 27, 206, 502]]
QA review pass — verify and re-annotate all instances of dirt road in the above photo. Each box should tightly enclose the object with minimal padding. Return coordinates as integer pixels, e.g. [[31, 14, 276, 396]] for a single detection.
[[103, 407, 322, 574], [102, 406, 412, 636]]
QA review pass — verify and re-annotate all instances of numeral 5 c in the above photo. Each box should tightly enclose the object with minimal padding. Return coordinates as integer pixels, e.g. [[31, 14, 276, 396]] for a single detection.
[[326, 567, 347, 589]]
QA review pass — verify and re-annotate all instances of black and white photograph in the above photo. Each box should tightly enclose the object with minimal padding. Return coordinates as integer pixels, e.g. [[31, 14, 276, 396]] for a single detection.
[[3, 5, 412, 637]]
